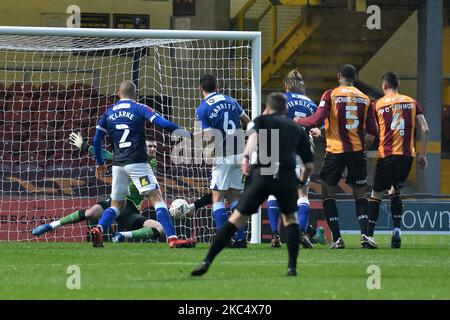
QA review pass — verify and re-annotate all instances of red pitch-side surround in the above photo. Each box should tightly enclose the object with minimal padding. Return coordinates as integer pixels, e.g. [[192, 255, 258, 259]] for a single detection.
[[0, 197, 96, 241]]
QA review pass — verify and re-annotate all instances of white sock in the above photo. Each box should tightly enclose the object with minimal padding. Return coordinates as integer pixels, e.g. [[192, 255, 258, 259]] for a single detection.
[[50, 220, 61, 229], [121, 231, 132, 238], [393, 227, 401, 236]]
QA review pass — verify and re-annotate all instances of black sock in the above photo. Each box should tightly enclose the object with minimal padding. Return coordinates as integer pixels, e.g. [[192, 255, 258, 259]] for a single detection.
[[205, 222, 237, 263], [306, 224, 316, 238], [78, 209, 86, 221], [367, 198, 381, 237], [286, 223, 300, 270], [323, 198, 341, 242], [390, 194, 403, 229], [194, 193, 213, 210], [355, 198, 369, 235]]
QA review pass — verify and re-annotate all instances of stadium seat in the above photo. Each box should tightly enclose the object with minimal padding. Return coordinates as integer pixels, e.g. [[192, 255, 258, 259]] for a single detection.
[[26, 140, 54, 154], [5, 97, 36, 112], [0, 140, 22, 153], [66, 98, 94, 112], [78, 156, 91, 168], [95, 103, 108, 117], [0, 151, 16, 170], [19, 151, 46, 168], [8, 82, 37, 99], [38, 99, 65, 112], [63, 110, 90, 128], [29, 124, 62, 142], [66, 83, 98, 99], [88, 115, 99, 128], [0, 123, 27, 141], [2, 110, 33, 127], [39, 82, 65, 100], [34, 110, 64, 128], [86, 126, 97, 140], [52, 140, 74, 156], [51, 150, 78, 168], [93, 96, 112, 116]]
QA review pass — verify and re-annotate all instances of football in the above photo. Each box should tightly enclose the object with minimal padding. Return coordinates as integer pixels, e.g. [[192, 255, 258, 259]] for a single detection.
[[169, 198, 189, 219]]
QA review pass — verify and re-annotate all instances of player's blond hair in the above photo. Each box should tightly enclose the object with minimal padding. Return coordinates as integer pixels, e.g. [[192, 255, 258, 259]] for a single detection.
[[118, 80, 137, 99], [283, 68, 305, 94]]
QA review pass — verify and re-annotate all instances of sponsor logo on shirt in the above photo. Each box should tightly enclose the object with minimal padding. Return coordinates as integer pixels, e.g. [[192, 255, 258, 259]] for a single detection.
[[206, 94, 227, 106], [139, 176, 151, 187]]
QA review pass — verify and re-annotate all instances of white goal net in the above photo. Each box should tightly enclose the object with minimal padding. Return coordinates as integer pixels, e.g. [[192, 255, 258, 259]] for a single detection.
[[0, 28, 260, 243]]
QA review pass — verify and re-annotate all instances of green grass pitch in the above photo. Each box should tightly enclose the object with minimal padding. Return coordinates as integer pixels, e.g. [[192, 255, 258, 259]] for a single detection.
[[1, 235, 450, 299]]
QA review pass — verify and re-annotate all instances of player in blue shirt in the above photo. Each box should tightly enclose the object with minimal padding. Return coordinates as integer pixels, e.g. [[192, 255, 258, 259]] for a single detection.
[[267, 69, 325, 248], [91, 80, 195, 248], [196, 74, 250, 247]]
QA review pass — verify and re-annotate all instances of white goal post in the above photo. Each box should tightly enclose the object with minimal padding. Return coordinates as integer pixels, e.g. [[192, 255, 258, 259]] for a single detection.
[[0, 26, 261, 243]]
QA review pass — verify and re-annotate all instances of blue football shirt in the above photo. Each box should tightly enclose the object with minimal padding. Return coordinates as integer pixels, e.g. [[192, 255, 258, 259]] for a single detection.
[[196, 92, 245, 157], [285, 92, 317, 120], [95, 99, 180, 166]]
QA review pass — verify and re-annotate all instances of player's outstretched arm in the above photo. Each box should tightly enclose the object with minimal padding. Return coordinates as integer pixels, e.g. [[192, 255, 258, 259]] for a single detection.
[[294, 107, 328, 128], [142, 105, 191, 137], [295, 90, 331, 128], [68, 132, 113, 160]]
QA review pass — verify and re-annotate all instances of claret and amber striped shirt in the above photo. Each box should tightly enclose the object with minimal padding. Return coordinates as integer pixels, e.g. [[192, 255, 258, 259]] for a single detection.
[[295, 86, 376, 154], [373, 93, 423, 158]]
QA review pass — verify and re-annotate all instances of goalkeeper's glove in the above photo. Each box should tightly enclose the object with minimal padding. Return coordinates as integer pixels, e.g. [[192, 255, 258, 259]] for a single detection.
[[68, 132, 89, 154]]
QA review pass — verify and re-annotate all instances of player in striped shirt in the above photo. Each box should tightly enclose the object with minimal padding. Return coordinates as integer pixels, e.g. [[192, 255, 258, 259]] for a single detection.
[[294, 64, 378, 249], [364, 72, 429, 249]]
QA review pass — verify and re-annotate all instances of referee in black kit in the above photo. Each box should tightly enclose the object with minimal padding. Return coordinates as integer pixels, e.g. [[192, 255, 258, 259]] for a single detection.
[[191, 92, 314, 277]]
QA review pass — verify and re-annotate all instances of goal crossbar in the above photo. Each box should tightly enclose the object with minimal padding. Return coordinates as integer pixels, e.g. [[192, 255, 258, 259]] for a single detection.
[[0, 26, 262, 243]]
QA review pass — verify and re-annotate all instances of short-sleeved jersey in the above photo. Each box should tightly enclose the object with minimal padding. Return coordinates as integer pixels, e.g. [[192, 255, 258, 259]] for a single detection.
[[97, 99, 157, 166], [196, 92, 245, 157], [251, 114, 314, 170], [285, 92, 317, 120], [374, 93, 423, 158], [319, 86, 371, 153]]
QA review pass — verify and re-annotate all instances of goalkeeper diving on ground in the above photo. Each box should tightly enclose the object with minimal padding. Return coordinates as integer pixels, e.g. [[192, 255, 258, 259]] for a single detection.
[[31, 134, 181, 245], [32, 125, 209, 247]]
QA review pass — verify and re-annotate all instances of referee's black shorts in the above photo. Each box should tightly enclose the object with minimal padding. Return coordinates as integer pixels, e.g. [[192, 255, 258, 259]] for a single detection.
[[236, 168, 298, 216], [320, 151, 368, 187], [372, 155, 414, 192]]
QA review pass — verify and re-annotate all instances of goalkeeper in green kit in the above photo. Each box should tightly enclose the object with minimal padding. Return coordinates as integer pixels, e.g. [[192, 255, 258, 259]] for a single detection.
[[31, 133, 168, 244]]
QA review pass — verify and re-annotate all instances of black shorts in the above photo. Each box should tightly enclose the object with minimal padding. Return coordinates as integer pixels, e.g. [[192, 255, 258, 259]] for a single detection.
[[236, 168, 298, 216], [372, 155, 414, 192], [320, 151, 367, 187], [97, 198, 112, 210], [97, 197, 146, 231]]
